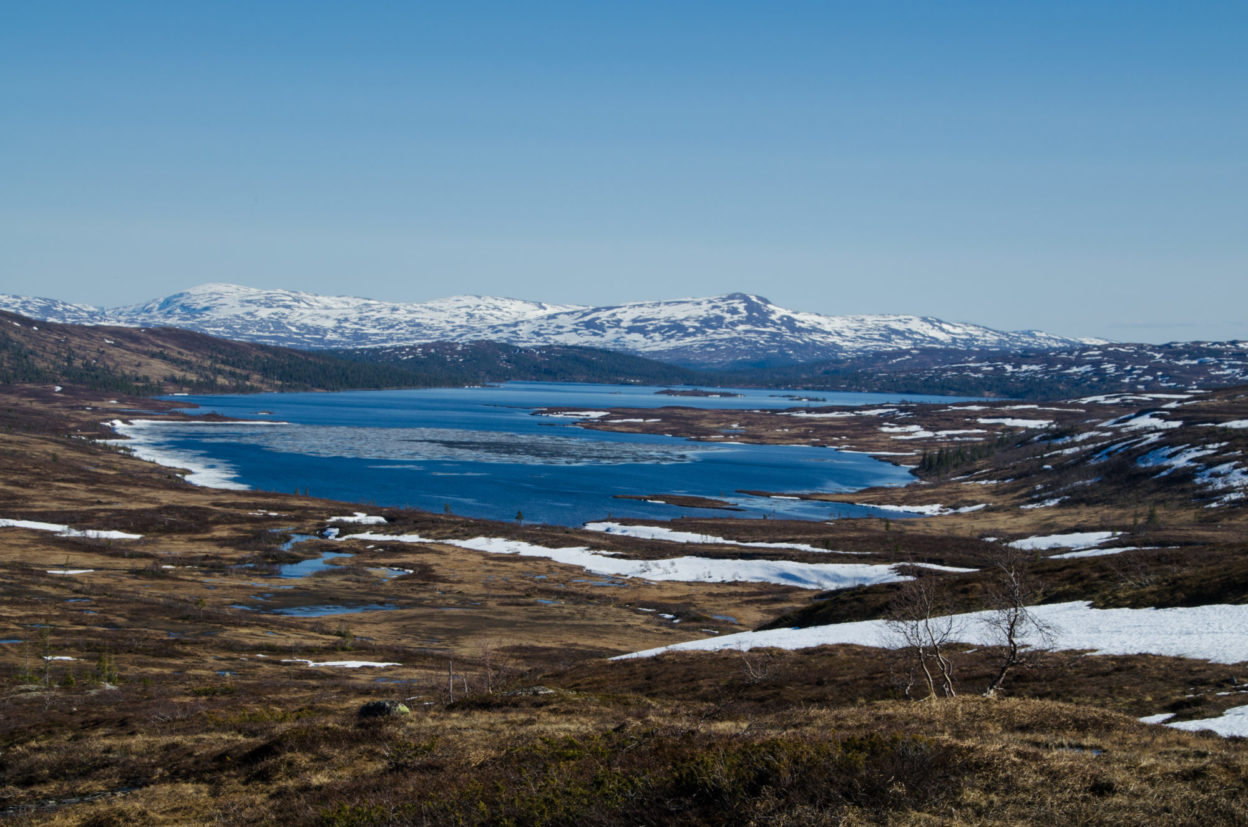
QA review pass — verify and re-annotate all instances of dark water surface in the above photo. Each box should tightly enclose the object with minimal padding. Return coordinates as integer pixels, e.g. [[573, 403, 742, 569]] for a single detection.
[[122, 382, 970, 526]]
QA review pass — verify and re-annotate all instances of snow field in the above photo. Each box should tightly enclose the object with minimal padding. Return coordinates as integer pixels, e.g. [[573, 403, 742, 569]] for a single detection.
[[615, 601, 1248, 667], [282, 659, 400, 668], [582, 521, 864, 554], [328, 512, 388, 525], [1, 518, 142, 541], [335, 531, 951, 590], [859, 503, 987, 516], [1162, 705, 1248, 738], [1006, 531, 1119, 551]]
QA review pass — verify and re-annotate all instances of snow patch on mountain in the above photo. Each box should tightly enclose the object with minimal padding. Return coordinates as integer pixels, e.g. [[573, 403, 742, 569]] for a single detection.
[[0, 283, 1091, 367]]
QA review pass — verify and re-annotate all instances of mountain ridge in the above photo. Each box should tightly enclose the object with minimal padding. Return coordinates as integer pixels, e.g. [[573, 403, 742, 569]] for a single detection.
[[0, 283, 1102, 368]]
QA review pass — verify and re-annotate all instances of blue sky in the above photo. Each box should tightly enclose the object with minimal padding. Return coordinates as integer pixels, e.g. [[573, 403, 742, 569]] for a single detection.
[[2, 2, 1244, 342]]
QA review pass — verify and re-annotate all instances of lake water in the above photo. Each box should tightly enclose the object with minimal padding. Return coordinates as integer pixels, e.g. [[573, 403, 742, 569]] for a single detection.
[[117, 382, 969, 526]]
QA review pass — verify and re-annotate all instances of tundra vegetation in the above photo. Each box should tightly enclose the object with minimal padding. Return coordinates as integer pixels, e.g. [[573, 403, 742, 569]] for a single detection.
[[1, 323, 1247, 824]]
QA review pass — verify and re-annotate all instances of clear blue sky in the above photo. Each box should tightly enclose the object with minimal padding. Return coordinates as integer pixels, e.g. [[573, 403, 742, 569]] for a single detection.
[[2, 1, 1244, 342]]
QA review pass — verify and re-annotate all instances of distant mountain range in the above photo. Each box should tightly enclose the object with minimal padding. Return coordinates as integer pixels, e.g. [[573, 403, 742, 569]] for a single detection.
[[0, 283, 1101, 368], [3, 297, 1245, 400]]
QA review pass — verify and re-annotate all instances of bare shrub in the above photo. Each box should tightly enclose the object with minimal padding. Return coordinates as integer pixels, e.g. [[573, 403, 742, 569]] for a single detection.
[[982, 547, 1054, 697], [886, 573, 959, 700]]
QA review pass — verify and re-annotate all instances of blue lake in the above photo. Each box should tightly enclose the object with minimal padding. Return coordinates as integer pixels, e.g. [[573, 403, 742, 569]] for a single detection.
[[123, 382, 970, 526]]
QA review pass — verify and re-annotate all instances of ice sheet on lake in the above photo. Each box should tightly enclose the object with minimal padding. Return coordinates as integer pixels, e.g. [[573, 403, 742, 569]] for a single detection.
[[114, 419, 708, 467], [537, 410, 611, 419], [108, 419, 250, 489]]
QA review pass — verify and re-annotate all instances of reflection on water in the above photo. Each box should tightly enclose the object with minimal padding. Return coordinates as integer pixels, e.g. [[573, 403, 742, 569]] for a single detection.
[[277, 550, 352, 578], [269, 604, 397, 617]]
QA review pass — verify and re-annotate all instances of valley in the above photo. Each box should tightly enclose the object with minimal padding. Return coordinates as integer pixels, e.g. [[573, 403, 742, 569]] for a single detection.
[[2, 363, 1247, 823], [6, 3, 1243, 820]]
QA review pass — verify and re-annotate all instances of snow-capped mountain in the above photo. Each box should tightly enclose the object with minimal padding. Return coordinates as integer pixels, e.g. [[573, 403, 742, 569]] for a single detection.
[[0, 283, 1096, 367], [62, 283, 581, 350], [0, 295, 107, 326], [475, 293, 1087, 367]]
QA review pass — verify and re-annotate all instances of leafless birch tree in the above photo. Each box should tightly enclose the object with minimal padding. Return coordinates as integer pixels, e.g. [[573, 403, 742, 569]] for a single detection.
[[982, 547, 1053, 697], [887, 573, 959, 700]]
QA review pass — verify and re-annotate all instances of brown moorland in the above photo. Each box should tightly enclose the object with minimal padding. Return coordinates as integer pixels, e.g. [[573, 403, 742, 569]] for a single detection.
[[2, 368, 1247, 824]]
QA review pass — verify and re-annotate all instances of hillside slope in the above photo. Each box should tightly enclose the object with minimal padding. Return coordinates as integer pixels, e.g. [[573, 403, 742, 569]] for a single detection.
[[722, 342, 1248, 399], [338, 341, 700, 386], [0, 310, 708, 394], [0, 310, 431, 394]]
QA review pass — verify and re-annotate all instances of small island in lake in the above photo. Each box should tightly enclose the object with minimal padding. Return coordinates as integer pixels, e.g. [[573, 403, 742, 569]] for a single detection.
[[656, 388, 745, 398]]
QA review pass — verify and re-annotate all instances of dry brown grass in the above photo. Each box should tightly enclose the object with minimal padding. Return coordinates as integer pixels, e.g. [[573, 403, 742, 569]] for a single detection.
[[3, 385, 1248, 823], [4, 690, 1245, 826]]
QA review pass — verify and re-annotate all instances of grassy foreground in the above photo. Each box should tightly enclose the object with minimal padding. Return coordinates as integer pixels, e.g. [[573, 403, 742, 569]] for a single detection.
[[6, 689, 1246, 825]]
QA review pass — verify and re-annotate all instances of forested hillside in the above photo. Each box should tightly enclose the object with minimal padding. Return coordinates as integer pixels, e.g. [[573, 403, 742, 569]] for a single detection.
[[0, 311, 701, 395], [338, 341, 701, 386]]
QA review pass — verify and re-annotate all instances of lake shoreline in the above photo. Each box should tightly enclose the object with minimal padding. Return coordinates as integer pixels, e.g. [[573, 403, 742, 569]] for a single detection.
[[104, 383, 940, 526]]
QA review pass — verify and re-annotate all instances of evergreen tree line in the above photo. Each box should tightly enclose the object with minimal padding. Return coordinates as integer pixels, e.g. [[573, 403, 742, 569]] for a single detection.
[[917, 433, 1015, 477]]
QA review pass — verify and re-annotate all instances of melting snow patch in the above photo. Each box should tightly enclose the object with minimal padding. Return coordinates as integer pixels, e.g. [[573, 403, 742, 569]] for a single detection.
[[1021, 497, 1067, 510], [1165, 705, 1248, 738], [880, 424, 925, 434], [860, 504, 986, 516], [283, 659, 400, 668], [1091, 434, 1166, 463], [1196, 462, 1248, 506], [1051, 546, 1155, 560], [1, 519, 142, 540], [338, 531, 912, 590], [582, 522, 862, 554], [47, 569, 94, 575], [1137, 444, 1224, 476], [1103, 413, 1182, 432], [1077, 393, 1193, 405], [1007, 531, 1119, 551], [976, 418, 1054, 428], [616, 601, 1248, 663], [782, 411, 855, 419], [328, 512, 388, 525]]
